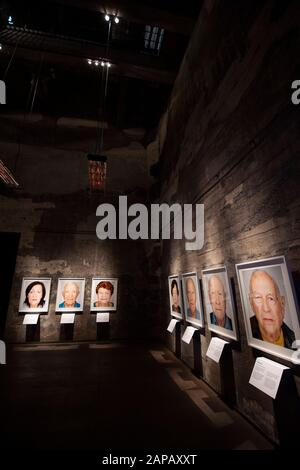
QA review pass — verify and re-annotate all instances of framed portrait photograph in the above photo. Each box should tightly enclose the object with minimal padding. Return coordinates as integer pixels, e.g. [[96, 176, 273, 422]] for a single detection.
[[55, 278, 85, 312], [202, 266, 238, 340], [236, 256, 300, 363], [18, 277, 51, 313], [182, 272, 204, 328], [90, 278, 118, 311], [168, 275, 184, 320]]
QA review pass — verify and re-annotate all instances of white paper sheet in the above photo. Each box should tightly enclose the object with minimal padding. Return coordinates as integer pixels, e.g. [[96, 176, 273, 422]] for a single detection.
[[23, 314, 40, 325], [60, 313, 75, 324], [182, 326, 198, 344], [167, 318, 179, 333], [96, 312, 110, 323], [249, 357, 289, 399], [206, 337, 229, 363]]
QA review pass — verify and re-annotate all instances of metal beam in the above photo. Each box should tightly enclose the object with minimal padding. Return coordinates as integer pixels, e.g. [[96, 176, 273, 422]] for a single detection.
[[54, 0, 195, 35], [0, 45, 176, 84]]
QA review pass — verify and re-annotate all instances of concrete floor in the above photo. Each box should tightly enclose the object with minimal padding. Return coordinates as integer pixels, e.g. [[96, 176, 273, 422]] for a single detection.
[[0, 342, 273, 451]]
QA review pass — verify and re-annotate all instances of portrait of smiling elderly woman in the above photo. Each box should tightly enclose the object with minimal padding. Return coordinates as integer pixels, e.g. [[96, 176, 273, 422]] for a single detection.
[[59, 282, 80, 308], [24, 281, 46, 309], [94, 281, 114, 308]]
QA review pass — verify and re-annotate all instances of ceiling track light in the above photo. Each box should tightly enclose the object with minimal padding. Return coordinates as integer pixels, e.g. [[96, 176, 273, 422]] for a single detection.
[[86, 59, 112, 68], [0, 44, 2, 51], [104, 14, 119, 24]]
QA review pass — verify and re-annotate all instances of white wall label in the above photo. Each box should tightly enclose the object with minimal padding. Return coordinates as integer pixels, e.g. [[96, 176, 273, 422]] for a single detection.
[[61, 313, 75, 324], [0, 80, 6, 104], [249, 357, 289, 399], [206, 337, 229, 363], [96, 312, 110, 323], [23, 314, 39, 325], [167, 318, 179, 333], [182, 326, 198, 344]]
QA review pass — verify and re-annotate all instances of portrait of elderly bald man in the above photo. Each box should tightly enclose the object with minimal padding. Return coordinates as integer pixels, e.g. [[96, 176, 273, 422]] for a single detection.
[[185, 277, 201, 320], [249, 270, 295, 348], [59, 281, 81, 308], [208, 275, 233, 331]]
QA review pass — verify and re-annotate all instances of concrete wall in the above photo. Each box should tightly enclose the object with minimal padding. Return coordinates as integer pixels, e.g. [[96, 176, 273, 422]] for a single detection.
[[157, 0, 300, 443], [0, 118, 162, 343]]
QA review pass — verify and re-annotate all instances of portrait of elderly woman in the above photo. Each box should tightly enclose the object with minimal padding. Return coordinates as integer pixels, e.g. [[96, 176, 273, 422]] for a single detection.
[[168, 275, 183, 319], [90, 278, 118, 311], [19, 278, 51, 313], [56, 278, 85, 312]]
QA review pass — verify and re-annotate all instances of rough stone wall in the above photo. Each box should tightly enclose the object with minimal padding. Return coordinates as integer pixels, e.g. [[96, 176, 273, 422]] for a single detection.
[[0, 120, 162, 343], [158, 0, 300, 443]]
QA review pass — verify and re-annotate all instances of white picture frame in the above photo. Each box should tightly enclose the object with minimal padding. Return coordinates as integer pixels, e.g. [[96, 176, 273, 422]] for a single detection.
[[55, 278, 85, 312], [182, 271, 204, 328], [18, 277, 51, 313], [168, 274, 184, 320], [236, 256, 300, 363], [90, 278, 118, 312], [202, 266, 238, 341]]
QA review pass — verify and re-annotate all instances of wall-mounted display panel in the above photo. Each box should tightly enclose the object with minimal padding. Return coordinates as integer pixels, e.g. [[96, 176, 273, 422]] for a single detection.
[[168, 274, 184, 320], [90, 278, 118, 311], [182, 272, 204, 328], [55, 278, 85, 312], [202, 266, 238, 340], [18, 278, 51, 313], [236, 256, 300, 363]]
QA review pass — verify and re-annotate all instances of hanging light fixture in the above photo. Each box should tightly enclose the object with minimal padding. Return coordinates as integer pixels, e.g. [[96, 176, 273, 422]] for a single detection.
[[87, 154, 107, 191], [0, 160, 19, 187]]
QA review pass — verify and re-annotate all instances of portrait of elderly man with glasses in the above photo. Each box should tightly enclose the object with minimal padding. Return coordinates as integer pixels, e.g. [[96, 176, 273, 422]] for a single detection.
[[208, 275, 233, 330], [249, 270, 295, 348]]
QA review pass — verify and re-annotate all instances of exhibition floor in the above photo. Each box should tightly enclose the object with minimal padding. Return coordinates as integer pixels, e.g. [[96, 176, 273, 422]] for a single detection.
[[0, 342, 273, 451]]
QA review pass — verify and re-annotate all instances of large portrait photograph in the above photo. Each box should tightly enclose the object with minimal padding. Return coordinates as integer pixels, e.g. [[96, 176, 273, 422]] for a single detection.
[[236, 256, 300, 363], [182, 272, 204, 327], [202, 266, 238, 340], [55, 278, 85, 312], [168, 275, 184, 320], [90, 278, 118, 311], [18, 277, 52, 313]]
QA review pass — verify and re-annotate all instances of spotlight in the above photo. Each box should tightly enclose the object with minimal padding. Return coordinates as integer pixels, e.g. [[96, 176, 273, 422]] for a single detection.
[[0, 44, 2, 51], [104, 14, 110, 22], [8, 15, 14, 25], [107, 62, 111, 68], [94, 60, 99, 66], [101, 61, 105, 67], [87, 59, 92, 65], [114, 17, 119, 24]]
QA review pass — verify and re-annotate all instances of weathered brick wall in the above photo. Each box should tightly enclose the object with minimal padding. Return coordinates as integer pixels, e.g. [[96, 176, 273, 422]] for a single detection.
[[0, 189, 163, 343], [0, 120, 162, 343], [158, 0, 300, 443]]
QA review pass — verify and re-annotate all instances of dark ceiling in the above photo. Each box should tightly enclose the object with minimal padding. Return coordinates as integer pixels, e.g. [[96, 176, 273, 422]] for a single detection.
[[0, 0, 202, 132]]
